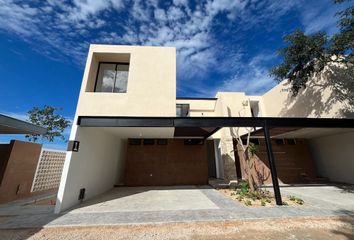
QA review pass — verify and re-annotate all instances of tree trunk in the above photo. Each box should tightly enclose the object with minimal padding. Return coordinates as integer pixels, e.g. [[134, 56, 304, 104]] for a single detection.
[[243, 149, 255, 192]]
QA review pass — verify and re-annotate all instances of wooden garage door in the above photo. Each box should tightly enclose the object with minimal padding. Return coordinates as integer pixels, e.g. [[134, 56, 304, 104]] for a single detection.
[[125, 139, 208, 186], [235, 138, 316, 184]]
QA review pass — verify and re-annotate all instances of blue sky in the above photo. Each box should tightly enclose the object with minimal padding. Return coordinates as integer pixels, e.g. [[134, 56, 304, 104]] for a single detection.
[[0, 0, 346, 149]]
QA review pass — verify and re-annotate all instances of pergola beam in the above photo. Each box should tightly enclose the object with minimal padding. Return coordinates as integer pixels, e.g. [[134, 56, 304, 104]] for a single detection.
[[78, 116, 354, 129]]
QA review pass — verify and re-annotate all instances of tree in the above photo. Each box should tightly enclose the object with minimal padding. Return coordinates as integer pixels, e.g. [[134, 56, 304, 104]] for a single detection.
[[331, 0, 354, 63], [232, 126, 257, 192], [229, 103, 258, 192], [25, 106, 71, 143], [269, 30, 329, 95], [270, 0, 354, 97]]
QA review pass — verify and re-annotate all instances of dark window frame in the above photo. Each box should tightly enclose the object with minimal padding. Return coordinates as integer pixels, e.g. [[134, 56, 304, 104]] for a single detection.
[[275, 139, 285, 145], [129, 139, 141, 145], [143, 139, 155, 145], [184, 139, 204, 145], [157, 139, 168, 145], [94, 62, 130, 93], [286, 139, 297, 145]]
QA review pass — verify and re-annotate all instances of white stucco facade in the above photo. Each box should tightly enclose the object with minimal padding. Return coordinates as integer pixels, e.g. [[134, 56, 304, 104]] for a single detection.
[[56, 44, 353, 213]]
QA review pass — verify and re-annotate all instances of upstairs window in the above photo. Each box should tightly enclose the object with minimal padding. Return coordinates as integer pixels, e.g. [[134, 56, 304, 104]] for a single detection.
[[176, 104, 190, 117], [95, 62, 129, 93], [250, 101, 262, 117]]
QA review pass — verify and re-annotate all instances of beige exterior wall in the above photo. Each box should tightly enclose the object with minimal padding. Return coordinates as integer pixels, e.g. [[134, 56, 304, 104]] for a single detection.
[[176, 99, 217, 117], [262, 77, 354, 118], [76, 44, 176, 117], [310, 131, 354, 184], [176, 75, 353, 182], [56, 127, 126, 212]]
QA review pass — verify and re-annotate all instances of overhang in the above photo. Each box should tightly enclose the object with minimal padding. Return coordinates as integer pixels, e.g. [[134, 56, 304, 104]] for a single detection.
[[247, 127, 354, 139], [77, 116, 354, 139], [0, 114, 47, 135]]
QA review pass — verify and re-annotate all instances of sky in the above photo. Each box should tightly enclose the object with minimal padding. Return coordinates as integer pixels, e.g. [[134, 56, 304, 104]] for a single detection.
[[0, 0, 347, 149]]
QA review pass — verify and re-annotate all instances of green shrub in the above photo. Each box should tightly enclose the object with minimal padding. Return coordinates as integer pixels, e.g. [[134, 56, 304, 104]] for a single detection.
[[245, 200, 252, 206], [288, 196, 304, 205], [248, 142, 258, 156], [239, 181, 250, 193], [295, 198, 304, 205]]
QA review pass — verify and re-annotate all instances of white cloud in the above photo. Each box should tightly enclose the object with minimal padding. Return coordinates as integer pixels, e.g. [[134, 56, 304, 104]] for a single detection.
[[0, 0, 312, 95], [154, 8, 167, 21], [300, 0, 343, 35], [0, 0, 39, 36], [215, 53, 278, 95]]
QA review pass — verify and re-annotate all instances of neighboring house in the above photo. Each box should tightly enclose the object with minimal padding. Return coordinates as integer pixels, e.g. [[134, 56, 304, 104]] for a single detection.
[[0, 114, 66, 203], [55, 44, 354, 213]]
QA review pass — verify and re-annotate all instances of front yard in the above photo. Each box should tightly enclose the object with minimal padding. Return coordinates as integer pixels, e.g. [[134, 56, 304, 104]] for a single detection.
[[217, 182, 304, 207]]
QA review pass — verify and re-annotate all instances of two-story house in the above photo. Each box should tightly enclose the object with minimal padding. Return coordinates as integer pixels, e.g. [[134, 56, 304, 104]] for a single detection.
[[55, 44, 354, 213]]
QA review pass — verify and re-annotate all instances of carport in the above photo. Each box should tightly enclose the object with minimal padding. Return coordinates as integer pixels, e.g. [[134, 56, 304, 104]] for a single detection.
[[0, 114, 46, 135], [78, 116, 354, 206], [246, 127, 354, 185]]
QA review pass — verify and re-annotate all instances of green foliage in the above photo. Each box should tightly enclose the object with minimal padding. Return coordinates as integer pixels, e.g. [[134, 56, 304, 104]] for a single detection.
[[232, 182, 272, 207], [289, 195, 305, 205], [239, 181, 250, 193], [248, 142, 258, 156], [270, 0, 354, 97], [25, 105, 71, 143], [332, 0, 354, 62], [269, 30, 328, 95]]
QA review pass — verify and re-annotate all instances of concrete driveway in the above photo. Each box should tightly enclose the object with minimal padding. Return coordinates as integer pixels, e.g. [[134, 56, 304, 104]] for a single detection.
[[278, 184, 354, 211], [68, 186, 219, 213], [0, 184, 353, 229]]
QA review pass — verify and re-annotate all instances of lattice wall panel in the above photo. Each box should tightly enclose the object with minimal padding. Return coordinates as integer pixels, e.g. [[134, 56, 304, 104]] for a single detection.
[[31, 149, 66, 192]]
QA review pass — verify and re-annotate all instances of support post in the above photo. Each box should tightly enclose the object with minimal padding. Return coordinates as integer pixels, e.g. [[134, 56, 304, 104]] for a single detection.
[[263, 121, 282, 205]]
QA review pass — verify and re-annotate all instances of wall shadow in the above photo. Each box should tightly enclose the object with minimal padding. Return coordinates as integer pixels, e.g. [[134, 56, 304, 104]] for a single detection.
[[279, 69, 354, 118]]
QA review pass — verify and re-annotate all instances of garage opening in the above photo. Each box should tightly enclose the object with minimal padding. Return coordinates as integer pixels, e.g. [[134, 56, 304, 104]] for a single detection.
[[125, 139, 209, 186]]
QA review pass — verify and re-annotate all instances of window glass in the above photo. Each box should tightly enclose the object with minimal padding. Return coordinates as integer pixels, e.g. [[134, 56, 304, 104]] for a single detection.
[[157, 139, 168, 145], [287, 139, 296, 145], [184, 139, 204, 145], [129, 139, 141, 145], [275, 139, 285, 145], [95, 63, 129, 93], [143, 139, 155, 145], [114, 64, 129, 93], [176, 104, 189, 117], [176, 105, 182, 116], [96, 63, 116, 92]]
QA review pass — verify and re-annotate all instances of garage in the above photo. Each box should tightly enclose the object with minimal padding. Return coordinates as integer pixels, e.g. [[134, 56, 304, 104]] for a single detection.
[[125, 139, 209, 186]]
